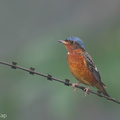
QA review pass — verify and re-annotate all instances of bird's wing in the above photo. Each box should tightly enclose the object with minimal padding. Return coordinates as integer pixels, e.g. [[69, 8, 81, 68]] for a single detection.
[[81, 52, 104, 86]]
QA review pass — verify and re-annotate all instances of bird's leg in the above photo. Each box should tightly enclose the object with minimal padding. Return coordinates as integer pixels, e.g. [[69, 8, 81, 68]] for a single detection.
[[84, 86, 90, 96], [72, 82, 81, 92]]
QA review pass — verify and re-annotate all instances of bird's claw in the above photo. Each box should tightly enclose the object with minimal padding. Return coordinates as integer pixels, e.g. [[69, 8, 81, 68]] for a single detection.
[[84, 86, 90, 96], [72, 83, 80, 92]]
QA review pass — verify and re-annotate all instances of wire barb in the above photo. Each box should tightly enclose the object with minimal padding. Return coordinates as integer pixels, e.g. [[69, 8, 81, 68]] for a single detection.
[[11, 62, 17, 69], [0, 61, 120, 104], [29, 67, 35, 75], [47, 74, 52, 81], [64, 79, 70, 86]]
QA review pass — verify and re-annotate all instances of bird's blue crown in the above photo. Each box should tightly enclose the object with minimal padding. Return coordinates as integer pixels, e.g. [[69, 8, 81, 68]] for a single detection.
[[66, 37, 85, 50]]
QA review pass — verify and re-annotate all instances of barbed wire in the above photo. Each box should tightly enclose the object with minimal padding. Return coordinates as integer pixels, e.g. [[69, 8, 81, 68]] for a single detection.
[[0, 61, 120, 104]]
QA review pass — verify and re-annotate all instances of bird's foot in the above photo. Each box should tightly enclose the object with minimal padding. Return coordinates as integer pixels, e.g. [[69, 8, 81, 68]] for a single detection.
[[84, 86, 90, 96], [72, 82, 80, 92]]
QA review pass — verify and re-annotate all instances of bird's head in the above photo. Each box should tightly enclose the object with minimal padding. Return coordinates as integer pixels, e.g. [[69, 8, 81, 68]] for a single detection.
[[58, 37, 85, 54]]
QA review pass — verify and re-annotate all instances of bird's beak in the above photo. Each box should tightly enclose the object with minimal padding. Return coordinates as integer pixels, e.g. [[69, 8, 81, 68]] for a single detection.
[[58, 40, 67, 44]]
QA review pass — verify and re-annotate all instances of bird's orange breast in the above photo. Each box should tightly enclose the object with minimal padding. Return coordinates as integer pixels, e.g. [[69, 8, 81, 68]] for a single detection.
[[67, 53, 98, 86]]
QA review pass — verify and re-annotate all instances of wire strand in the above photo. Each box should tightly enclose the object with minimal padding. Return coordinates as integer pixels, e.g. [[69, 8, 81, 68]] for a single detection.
[[0, 61, 120, 104]]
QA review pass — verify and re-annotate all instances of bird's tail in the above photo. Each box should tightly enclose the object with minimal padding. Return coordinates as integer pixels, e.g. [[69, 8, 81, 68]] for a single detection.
[[95, 83, 110, 97]]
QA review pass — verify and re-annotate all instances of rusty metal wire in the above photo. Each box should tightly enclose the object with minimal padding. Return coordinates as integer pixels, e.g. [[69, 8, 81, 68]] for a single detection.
[[0, 61, 120, 104]]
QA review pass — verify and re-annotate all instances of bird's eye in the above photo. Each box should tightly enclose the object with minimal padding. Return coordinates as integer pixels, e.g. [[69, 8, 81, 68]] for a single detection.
[[70, 41, 75, 44]]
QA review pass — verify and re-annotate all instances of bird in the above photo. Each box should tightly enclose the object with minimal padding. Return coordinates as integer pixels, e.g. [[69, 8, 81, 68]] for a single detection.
[[58, 37, 110, 97]]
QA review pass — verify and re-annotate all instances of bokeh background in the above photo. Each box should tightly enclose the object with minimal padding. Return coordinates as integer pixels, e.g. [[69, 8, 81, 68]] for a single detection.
[[0, 0, 120, 120]]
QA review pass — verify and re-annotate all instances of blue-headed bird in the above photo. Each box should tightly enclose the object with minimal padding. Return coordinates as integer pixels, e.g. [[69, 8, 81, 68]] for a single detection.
[[59, 37, 109, 97]]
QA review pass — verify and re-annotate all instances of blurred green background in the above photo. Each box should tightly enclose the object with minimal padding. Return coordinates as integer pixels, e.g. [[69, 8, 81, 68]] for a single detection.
[[0, 0, 120, 120]]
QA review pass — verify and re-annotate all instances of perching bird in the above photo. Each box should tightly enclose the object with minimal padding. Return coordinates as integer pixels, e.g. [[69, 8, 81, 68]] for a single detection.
[[58, 37, 109, 97]]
